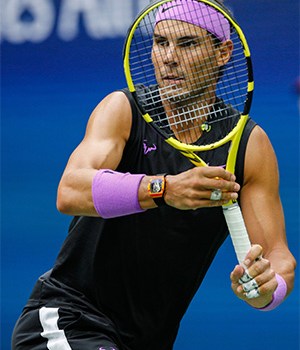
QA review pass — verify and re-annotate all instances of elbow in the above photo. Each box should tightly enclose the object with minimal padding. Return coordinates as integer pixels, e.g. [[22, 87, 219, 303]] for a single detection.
[[56, 171, 97, 217], [56, 184, 73, 215]]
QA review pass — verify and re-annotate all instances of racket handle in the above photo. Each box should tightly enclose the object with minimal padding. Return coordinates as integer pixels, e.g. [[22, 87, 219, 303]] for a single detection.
[[223, 203, 251, 265]]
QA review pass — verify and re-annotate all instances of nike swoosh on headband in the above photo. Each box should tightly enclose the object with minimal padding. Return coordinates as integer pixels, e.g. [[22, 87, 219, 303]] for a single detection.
[[161, 4, 181, 13]]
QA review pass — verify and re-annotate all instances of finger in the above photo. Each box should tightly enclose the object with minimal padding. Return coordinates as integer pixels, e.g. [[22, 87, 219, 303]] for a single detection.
[[256, 276, 278, 298], [244, 258, 271, 280], [244, 274, 278, 300], [210, 188, 222, 201], [192, 198, 230, 209], [201, 166, 235, 181], [230, 265, 245, 284], [204, 177, 240, 193], [242, 278, 259, 292], [189, 167, 240, 193], [245, 288, 260, 299], [207, 190, 238, 202], [208, 199, 231, 207], [243, 244, 263, 267], [239, 269, 253, 284], [243, 269, 276, 295]]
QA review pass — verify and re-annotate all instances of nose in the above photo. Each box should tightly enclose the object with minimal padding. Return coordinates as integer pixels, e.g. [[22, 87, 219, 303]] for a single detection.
[[164, 44, 179, 67]]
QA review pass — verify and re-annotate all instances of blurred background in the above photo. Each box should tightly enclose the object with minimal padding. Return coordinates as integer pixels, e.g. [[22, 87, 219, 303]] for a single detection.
[[1, 0, 299, 349]]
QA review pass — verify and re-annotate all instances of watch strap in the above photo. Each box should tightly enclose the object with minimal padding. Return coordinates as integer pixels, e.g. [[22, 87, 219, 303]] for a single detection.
[[153, 196, 166, 207]]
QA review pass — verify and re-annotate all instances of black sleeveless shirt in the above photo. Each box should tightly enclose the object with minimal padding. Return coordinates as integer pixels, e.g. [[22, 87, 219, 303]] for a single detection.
[[29, 89, 257, 350]]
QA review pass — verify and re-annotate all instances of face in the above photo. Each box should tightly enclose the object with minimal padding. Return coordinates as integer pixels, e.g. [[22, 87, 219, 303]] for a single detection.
[[152, 20, 232, 106]]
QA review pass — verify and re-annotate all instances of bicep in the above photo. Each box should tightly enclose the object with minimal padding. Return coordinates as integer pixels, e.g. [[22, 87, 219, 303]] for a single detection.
[[64, 91, 132, 172], [56, 91, 132, 216]]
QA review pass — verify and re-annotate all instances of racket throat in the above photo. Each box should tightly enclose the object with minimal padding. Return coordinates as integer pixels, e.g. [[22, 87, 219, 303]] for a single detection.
[[165, 104, 212, 144]]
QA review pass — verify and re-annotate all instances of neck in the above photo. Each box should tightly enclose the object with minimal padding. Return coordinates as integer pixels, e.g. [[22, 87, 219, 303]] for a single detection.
[[163, 92, 216, 144]]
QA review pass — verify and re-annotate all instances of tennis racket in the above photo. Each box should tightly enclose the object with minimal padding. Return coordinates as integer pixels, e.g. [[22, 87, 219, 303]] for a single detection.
[[123, 0, 253, 265]]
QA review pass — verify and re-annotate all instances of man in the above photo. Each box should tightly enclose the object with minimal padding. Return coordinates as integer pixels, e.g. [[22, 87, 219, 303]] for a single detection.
[[12, 1, 296, 349]]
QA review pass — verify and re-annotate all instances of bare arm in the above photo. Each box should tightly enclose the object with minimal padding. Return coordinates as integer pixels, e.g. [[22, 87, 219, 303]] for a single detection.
[[57, 91, 242, 217], [230, 125, 296, 308], [57, 91, 132, 216]]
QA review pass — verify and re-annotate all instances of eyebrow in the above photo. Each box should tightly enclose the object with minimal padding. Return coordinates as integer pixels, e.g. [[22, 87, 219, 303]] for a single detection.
[[153, 33, 204, 41]]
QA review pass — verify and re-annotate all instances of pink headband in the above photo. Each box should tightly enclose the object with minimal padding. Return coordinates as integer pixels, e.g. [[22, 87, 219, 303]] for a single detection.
[[155, 0, 230, 42]]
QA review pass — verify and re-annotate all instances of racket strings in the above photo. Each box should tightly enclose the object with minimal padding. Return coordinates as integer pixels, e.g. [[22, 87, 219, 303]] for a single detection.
[[140, 88, 237, 144], [128, 0, 249, 145]]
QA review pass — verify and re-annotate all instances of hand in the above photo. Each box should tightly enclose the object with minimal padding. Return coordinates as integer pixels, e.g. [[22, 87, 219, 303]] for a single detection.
[[165, 166, 240, 210], [230, 244, 278, 308]]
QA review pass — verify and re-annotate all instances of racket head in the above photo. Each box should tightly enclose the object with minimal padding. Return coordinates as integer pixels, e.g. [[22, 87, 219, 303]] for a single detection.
[[123, 0, 254, 154]]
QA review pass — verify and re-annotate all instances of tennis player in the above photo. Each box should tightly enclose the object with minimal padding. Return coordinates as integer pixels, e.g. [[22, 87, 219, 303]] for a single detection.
[[12, 1, 296, 349]]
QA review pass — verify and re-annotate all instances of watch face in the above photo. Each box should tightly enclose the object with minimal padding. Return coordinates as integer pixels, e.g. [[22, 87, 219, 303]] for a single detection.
[[150, 179, 162, 193]]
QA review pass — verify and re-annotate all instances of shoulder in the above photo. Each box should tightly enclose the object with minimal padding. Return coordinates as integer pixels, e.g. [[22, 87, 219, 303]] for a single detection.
[[86, 90, 133, 142], [93, 90, 132, 117], [247, 125, 276, 158], [244, 125, 278, 186]]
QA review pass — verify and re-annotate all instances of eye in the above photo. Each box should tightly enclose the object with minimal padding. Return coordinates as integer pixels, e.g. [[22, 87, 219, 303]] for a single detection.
[[178, 38, 199, 48], [154, 37, 169, 47]]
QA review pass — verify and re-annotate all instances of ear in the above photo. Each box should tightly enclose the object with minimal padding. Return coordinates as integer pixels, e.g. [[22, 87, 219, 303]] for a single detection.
[[217, 40, 233, 66]]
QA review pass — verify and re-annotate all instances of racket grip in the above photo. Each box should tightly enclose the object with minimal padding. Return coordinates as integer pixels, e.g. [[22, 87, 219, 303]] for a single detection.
[[223, 203, 251, 265]]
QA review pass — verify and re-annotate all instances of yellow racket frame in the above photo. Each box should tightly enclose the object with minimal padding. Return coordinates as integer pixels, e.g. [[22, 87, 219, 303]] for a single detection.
[[124, 0, 254, 205]]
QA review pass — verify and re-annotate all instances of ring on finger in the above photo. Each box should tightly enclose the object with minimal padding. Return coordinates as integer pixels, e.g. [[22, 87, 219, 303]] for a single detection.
[[210, 189, 222, 201]]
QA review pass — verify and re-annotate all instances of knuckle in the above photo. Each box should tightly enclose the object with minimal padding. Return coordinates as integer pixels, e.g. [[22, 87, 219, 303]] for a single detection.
[[254, 276, 260, 286], [258, 284, 268, 295], [264, 259, 271, 268], [252, 243, 263, 254], [268, 268, 276, 280], [260, 258, 271, 271], [250, 264, 261, 276]]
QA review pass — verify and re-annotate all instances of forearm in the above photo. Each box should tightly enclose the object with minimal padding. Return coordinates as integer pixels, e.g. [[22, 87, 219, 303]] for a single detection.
[[57, 168, 99, 216], [57, 166, 241, 218], [57, 170, 156, 217]]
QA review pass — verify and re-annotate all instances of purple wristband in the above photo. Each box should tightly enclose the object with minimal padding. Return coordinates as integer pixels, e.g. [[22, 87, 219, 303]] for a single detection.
[[258, 273, 287, 311], [92, 169, 146, 218]]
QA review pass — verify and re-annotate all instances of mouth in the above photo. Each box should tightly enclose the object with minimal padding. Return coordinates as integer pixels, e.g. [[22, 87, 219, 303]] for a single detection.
[[162, 75, 184, 85]]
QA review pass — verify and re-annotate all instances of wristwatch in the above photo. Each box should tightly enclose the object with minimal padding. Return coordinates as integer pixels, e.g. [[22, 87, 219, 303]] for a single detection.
[[147, 174, 167, 207]]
